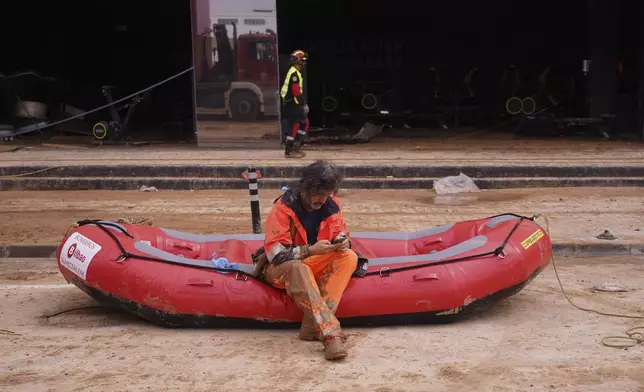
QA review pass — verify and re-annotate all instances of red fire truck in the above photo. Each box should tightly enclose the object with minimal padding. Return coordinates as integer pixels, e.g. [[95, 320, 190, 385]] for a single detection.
[[196, 23, 278, 121]]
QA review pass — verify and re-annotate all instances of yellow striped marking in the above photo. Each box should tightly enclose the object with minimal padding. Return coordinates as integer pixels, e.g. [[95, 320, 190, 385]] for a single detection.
[[521, 229, 544, 249]]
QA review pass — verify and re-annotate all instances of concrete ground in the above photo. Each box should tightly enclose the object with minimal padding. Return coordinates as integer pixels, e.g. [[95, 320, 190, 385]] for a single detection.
[[1, 188, 643, 246], [1, 255, 643, 391]]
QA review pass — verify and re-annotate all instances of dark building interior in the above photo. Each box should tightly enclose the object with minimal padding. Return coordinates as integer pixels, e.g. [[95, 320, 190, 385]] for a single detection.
[[0, 0, 195, 142], [277, 0, 644, 140], [0, 0, 641, 144]]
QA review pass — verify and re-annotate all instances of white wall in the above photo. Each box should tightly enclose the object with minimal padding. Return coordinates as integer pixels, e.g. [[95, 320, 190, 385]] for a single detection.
[[211, 0, 275, 14], [208, 0, 277, 36]]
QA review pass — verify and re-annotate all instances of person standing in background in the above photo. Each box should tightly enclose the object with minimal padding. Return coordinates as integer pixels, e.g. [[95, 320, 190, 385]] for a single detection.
[[280, 49, 310, 158]]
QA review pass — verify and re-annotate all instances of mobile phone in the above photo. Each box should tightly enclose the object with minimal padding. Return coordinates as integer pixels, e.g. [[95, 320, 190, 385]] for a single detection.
[[332, 233, 347, 244]]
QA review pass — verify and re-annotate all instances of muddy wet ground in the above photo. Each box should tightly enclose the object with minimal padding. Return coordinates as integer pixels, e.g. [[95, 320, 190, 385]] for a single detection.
[[2, 133, 643, 166], [1, 186, 644, 391], [1, 187, 643, 245], [1, 256, 644, 391]]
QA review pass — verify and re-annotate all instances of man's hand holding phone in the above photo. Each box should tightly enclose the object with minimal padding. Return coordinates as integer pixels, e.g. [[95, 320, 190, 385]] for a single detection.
[[332, 233, 350, 251]]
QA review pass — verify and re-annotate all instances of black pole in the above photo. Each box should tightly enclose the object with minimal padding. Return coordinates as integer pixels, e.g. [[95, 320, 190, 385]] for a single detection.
[[247, 167, 262, 234]]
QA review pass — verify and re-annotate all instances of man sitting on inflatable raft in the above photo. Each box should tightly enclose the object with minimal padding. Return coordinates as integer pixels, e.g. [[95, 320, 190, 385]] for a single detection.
[[253, 160, 361, 361]]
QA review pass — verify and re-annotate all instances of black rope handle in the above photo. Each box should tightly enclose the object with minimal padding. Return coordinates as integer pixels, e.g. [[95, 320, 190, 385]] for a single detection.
[[84, 220, 261, 280], [364, 216, 526, 277], [494, 215, 525, 255], [71, 213, 536, 280], [77, 219, 134, 239]]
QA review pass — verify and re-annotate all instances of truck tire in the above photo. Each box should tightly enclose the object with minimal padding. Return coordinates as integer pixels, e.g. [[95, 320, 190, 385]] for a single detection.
[[230, 91, 260, 121]]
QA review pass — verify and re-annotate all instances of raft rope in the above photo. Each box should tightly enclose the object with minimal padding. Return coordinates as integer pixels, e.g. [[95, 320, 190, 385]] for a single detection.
[[43, 306, 115, 319], [363, 213, 527, 277], [533, 214, 644, 349], [75, 212, 531, 280]]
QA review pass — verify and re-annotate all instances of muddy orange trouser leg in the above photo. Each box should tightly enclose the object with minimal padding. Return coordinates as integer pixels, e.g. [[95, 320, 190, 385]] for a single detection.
[[264, 249, 358, 339]]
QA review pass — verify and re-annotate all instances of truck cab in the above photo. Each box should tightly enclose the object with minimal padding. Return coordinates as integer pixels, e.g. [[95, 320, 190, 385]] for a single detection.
[[196, 23, 279, 121]]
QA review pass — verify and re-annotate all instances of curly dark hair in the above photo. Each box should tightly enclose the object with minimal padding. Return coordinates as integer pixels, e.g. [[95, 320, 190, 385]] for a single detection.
[[298, 160, 343, 194]]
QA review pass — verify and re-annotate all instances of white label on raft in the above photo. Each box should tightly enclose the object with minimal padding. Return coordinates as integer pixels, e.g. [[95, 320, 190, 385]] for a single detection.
[[59, 233, 102, 280]]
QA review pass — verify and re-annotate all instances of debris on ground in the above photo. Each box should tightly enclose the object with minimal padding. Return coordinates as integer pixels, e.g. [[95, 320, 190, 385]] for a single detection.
[[117, 216, 154, 226], [433, 172, 480, 195], [593, 282, 628, 292], [596, 230, 616, 240], [139, 185, 158, 192]]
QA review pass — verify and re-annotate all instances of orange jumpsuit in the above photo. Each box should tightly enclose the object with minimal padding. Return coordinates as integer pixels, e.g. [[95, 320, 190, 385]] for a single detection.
[[262, 190, 358, 339]]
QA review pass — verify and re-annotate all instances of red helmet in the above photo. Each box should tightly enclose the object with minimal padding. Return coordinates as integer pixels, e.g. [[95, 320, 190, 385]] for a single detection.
[[290, 49, 308, 64]]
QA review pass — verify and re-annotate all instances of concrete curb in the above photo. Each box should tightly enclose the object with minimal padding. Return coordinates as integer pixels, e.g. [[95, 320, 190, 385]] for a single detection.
[[552, 243, 644, 257], [2, 164, 644, 179], [1, 245, 58, 259], [2, 176, 644, 190], [2, 242, 642, 259]]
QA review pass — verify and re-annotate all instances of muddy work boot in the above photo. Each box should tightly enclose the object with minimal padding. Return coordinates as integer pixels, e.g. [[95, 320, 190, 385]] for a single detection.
[[284, 140, 305, 158], [323, 336, 348, 360], [299, 316, 348, 342], [299, 315, 320, 341], [285, 150, 306, 159]]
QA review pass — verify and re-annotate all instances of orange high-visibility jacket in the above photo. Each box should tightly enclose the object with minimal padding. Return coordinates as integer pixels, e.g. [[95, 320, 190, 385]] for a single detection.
[[264, 190, 349, 264]]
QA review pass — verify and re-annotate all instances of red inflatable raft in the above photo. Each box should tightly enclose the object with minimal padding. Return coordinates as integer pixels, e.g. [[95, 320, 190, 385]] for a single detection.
[[56, 213, 551, 328]]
